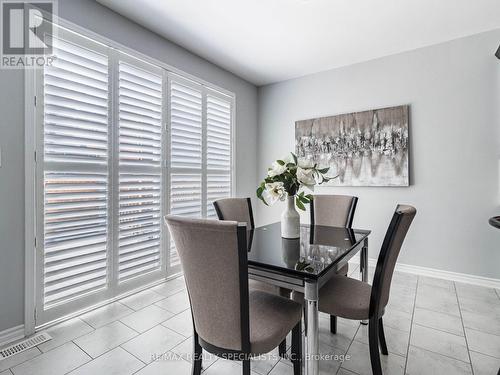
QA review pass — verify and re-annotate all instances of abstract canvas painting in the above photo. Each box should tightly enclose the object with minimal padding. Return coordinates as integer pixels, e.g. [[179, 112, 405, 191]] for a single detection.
[[295, 105, 409, 186]]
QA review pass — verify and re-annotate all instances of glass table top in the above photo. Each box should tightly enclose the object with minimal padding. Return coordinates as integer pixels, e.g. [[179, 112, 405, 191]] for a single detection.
[[247, 222, 370, 279]]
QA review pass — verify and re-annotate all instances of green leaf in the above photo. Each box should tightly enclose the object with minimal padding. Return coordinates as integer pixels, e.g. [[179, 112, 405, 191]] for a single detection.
[[256, 186, 264, 198], [295, 197, 306, 211], [292, 153, 298, 165], [317, 167, 329, 174], [258, 195, 269, 206], [276, 159, 285, 166], [305, 194, 313, 200], [299, 195, 310, 204]]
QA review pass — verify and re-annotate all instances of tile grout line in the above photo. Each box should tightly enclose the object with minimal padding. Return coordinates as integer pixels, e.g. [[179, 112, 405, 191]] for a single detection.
[[409, 343, 476, 365], [169, 334, 220, 372], [403, 274, 419, 374], [464, 326, 500, 338], [120, 292, 167, 311], [80, 303, 135, 330], [119, 343, 150, 366], [468, 349, 500, 361], [409, 305, 461, 319], [336, 320, 361, 374], [35, 317, 97, 353], [411, 322, 466, 338], [64, 340, 105, 375], [453, 281, 475, 375], [118, 317, 145, 334], [413, 304, 463, 319]]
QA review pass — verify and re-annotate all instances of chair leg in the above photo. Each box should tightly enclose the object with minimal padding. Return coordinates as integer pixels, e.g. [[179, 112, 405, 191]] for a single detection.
[[192, 333, 202, 375], [378, 317, 388, 355], [303, 305, 308, 335], [291, 321, 302, 375], [279, 339, 287, 358], [368, 317, 383, 375], [330, 315, 337, 334], [242, 359, 251, 375]]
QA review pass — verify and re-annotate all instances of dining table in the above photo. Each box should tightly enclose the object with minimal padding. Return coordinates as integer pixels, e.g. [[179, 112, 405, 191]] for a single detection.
[[246, 222, 371, 375]]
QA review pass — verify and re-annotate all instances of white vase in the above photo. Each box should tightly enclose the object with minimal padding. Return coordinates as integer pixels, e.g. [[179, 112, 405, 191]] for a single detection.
[[281, 195, 300, 239]]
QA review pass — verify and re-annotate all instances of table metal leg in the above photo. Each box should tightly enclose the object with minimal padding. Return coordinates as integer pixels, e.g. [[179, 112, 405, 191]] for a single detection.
[[361, 238, 369, 325], [305, 280, 319, 375]]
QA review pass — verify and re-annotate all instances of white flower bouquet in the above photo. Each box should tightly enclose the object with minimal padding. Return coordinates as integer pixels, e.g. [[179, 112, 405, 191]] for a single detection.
[[256, 153, 332, 210]]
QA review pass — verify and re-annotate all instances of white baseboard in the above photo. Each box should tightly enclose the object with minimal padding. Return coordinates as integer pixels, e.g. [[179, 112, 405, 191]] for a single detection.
[[0, 325, 25, 348], [349, 256, 500, 289]]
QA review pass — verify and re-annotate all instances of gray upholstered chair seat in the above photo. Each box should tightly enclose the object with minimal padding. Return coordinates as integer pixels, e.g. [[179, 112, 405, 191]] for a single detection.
[[249, 290, 302, 354], [249, 279, 279, 295], [317, 275, 372, 320], [292, 275, 372, 320]]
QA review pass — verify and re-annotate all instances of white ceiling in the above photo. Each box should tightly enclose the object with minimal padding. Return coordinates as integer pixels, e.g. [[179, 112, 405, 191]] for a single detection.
[[97, 0, 500, 85]]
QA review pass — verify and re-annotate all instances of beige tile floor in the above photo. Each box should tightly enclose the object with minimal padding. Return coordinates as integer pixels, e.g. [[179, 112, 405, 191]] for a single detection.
[[1, 264, 500, 375]]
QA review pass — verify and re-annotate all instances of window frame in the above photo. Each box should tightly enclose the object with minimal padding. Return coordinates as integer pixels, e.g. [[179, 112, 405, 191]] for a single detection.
[[25, 17, 235, 333]]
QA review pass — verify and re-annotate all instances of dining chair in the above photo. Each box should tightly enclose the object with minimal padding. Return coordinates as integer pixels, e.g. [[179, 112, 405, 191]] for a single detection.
[[213, 197, 290, 356], [165, 216, 303, 375], [213, 198, 283, 293], [310, 194, 358, 333], [296, 204, 416, 375]]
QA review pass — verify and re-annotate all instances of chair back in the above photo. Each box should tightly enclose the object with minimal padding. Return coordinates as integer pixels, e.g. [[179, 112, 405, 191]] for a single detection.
[[310, 195, 358, 227], [165, 216, 249, 352], [214, 197, 254, 229], [369, 205, 416, 317]]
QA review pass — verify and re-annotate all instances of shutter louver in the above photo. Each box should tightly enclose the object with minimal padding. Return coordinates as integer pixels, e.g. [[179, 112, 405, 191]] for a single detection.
[[42, 36, 109, 308], [118, 61, 163, 282]]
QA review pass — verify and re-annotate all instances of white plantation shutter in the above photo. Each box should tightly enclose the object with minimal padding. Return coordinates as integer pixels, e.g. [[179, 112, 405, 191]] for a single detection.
[[167, 77, 233, 269], [207, 94, 231, 171], [41, 33, 110, 310], [34, 24, 233, 325], [168, 78, 203, 269], [206, 93, 232, 218], [206, 174, 231, 218], [118, 59, 164, 282], [170, 80, 202, 170]]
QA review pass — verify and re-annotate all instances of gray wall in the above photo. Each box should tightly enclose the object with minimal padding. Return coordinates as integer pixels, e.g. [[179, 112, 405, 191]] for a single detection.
[[0, 69, 26, 333], [257, 29, 500, 279], [0, 0, 258, 332]]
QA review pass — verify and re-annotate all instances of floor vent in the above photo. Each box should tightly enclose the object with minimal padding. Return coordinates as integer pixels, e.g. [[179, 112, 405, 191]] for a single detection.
[[0, 333, 52, 361]]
